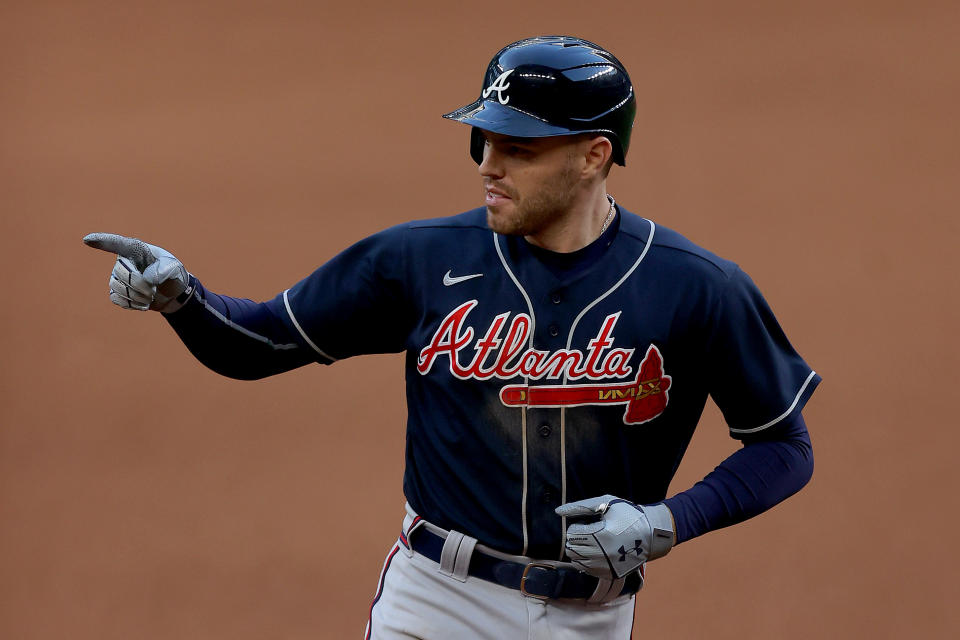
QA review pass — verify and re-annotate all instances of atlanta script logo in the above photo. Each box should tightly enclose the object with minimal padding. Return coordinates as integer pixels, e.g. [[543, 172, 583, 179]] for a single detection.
[[417, 301, 671, 425]]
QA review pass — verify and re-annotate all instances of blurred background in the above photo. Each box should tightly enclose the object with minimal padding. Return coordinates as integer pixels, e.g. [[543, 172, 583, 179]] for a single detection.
[[2, 0, 957, 637]]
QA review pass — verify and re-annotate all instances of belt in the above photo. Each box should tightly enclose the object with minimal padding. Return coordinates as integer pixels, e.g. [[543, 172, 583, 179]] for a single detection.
[[408, 525, 642, 601]]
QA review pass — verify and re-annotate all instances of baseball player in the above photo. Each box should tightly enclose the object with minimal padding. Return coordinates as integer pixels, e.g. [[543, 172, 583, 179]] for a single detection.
[[85, 36, 819, 639]]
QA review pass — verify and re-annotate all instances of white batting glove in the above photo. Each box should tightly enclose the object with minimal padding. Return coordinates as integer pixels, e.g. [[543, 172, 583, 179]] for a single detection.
[[83, 233, 193, 313], [555, 495, 675, 580]]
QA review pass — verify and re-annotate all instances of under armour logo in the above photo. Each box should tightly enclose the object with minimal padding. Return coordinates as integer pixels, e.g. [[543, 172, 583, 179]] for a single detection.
[[482, 69, 514, 105], [617, 540, 644, 562]]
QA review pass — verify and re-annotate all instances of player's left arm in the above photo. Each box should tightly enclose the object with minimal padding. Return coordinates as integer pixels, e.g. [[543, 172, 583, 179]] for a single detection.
[[555, 412, 813, 578], [557, 265, 819, 579], [660, 264, 819, 544], [662, 410, 813, 544]]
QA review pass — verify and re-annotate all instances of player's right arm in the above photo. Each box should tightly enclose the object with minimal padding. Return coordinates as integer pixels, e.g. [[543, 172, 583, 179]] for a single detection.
[[83, 232, 316, 379], [84, 226, 413, 379]]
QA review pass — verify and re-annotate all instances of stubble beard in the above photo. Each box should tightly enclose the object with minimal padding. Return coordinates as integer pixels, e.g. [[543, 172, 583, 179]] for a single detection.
[[486, 162, 580, 237]]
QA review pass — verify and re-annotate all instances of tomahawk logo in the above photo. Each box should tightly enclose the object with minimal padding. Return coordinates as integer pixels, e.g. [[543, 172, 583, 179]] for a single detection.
[[482, 69, 514, 105], [499, 344, 672, 425]]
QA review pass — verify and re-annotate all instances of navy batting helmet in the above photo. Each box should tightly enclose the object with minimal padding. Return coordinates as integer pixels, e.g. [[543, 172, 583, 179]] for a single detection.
[[443, 36, 636, 166]]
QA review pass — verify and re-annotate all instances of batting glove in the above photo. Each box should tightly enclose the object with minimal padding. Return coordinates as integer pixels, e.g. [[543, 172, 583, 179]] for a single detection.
[[555, 495, 675, 580], [83, 233, 193, 313]]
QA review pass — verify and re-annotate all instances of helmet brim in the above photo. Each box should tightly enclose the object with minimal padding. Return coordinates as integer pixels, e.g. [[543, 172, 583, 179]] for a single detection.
[[442, 99, 574, 138], [443, 98, 626, 165]]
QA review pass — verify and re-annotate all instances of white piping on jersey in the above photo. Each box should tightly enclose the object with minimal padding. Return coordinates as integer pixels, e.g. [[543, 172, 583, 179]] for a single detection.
[[564, 219, 657, 355], [493, 234, 537, 340], [494, 232, 536, 556], [282, 289, 337, 362], [194, 290, 300, 351], [559, 218, 657, 559], [520, 409, 530, 555], [558, 408, 568, 561], [728, 370, 818, 434]]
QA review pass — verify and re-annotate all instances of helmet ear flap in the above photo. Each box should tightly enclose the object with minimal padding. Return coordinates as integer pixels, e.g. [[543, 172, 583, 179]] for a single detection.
[[470, 127, 485, 165], [610, 136, 627, 166]]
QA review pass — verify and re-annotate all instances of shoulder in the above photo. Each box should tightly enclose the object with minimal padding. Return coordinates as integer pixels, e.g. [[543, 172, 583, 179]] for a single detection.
[[372, 209, 491, 248], [353, 208, 489, 251], [408, 208, 490, 232], [618, 207, 740, 283]]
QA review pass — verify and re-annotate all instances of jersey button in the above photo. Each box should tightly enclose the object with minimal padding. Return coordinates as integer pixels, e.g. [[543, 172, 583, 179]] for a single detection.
[[548, 324, 560, 337], [538, 424, 552, 437], [542, 491, 553, 504], [550, 292, 561, 304]]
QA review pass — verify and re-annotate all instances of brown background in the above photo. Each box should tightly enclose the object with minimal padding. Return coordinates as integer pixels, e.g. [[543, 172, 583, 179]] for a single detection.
[[2, 0, 957, 637]]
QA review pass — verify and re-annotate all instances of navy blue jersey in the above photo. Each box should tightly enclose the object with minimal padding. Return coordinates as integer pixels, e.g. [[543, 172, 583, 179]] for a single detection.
[[252, 206, 820, 559]]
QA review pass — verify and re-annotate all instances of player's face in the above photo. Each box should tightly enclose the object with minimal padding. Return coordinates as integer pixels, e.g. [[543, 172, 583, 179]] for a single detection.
[[478, 131, 584, 237]]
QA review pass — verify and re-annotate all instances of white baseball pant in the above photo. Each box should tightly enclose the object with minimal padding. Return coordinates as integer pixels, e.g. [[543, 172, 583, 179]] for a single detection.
[[364, 509, 636, 639]]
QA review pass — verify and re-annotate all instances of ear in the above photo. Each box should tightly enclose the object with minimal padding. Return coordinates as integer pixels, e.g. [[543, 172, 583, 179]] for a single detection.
[[582, 136, 613, 179]]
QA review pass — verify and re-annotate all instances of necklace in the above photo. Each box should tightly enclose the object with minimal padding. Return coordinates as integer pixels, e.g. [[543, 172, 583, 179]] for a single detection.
[[599, 195, 616, 235]]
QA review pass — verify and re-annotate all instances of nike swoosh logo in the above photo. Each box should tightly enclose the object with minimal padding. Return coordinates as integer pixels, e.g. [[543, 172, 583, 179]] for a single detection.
[[443, 270, 484, 286]]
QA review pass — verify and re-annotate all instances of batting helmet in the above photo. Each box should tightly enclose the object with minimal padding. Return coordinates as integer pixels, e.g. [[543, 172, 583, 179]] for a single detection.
[[443, 36, 636, 166]]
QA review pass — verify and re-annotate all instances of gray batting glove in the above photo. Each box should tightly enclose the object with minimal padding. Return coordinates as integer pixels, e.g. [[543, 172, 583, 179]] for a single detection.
[[555, 495, 675, 580], [83, 232, 193, 313]]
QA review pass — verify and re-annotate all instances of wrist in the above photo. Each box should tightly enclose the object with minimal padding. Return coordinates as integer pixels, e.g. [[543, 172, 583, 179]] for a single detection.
[[160, 274, 197, 314], [643, 503, 676, 561]]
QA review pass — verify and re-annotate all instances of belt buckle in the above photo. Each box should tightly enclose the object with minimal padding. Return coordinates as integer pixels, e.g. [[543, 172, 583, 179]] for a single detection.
[[520, 562, 556, 600]]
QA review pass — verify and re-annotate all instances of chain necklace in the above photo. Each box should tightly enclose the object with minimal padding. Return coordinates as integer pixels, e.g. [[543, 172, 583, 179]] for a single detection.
[[599, 195, 617, 235]]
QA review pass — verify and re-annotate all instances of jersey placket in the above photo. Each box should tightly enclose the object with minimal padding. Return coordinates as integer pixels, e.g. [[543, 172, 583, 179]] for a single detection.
[[523, 294, 569, 560]]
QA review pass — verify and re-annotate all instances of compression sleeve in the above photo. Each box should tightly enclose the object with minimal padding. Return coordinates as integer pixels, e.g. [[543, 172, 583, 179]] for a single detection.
[[662, 412, 814, 544], [163, 277, 315, 380]]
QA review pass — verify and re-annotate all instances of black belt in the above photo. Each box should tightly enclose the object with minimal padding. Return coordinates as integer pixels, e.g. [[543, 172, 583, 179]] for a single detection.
[[409, 526, 641, 600]]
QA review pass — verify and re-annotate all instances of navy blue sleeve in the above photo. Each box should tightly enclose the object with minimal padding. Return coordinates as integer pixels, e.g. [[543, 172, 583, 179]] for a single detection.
[[277, 223, 413, 362], [707, 267, 820, 435], [165, 224, 414, 377], [663, 412, 814, 544], [662, 269, 820, 544], [164, 277, 315, 379]]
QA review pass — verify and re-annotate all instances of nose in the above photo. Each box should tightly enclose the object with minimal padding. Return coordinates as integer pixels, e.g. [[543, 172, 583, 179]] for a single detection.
[[478, 143, 504, 179]]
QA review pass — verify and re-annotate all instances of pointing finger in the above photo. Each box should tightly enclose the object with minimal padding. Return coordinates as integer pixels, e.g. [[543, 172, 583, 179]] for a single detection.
[[83, 233, 155, 270], [83, 232, 133, 253]]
